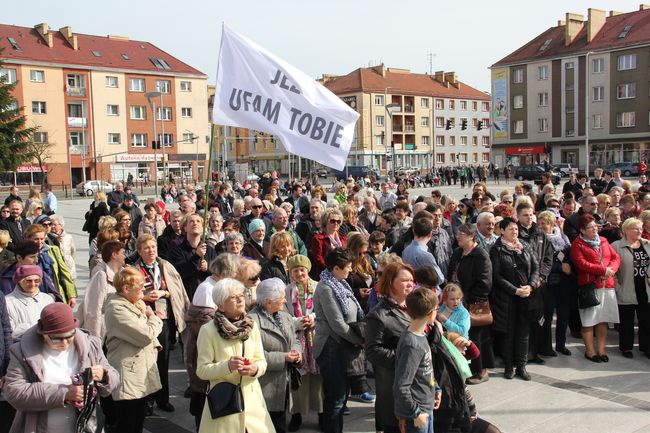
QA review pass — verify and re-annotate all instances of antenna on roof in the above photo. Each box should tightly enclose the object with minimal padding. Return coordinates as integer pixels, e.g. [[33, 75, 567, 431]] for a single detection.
[[427, 52, 437, 74]]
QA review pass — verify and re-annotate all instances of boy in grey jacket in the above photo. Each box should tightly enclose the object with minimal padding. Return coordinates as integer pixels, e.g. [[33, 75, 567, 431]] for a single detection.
[[393, 288, 441, 432]]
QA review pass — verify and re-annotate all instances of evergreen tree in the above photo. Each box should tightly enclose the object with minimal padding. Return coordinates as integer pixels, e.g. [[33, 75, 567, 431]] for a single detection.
[[0, 53, 36, 172]]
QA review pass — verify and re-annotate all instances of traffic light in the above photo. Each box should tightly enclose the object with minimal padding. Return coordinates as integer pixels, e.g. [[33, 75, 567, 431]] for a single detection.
[[477, 121, 483, 131], [391, 141, 395, 149], [151, 140, 161, 149], [445, 120, 452, 130], [461, 119, 468, 130]]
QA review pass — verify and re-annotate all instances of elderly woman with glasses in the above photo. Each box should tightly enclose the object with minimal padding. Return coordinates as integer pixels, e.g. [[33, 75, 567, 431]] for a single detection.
[[236, 258, 263, 310], [196, 278, 274, 433], [612, 218, 650, 359], [570, 214, 620, 363], [248, 278, 302, 433], [4, 303, 118, 433], [310, 208, 346, 279], [5, 265, 53, 340], [599, 207, 623, 244], [224, 232, 245, 256]]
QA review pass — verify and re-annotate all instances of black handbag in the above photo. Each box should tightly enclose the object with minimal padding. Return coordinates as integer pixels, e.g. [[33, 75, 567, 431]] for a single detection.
[[288, 363, 302, 391], [577, 248, 602, 309], [206, 344, 245, 419]]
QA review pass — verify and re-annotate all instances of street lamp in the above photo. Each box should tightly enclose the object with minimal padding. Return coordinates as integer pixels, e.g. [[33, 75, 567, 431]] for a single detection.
[[385, 102, 400, 180], [145, 91, 161, 196], [585, 51, 594, 176]]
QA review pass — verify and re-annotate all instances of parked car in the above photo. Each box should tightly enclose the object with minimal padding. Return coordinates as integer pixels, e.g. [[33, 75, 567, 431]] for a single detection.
[[553, 163, 580, 177], [603, 162, 640, 177], [513, 165, 561, 184], [397, 167, 421, 177], [76, 180, 115, 196], [316, 168, 329, 178], [332, 166, 379, 181]]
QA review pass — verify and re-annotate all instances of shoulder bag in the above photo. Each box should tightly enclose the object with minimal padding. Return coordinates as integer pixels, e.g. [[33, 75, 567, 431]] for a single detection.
[[469, 299, 493, 327], [206, 343, 245, 419], [577, 248, 602, 309]]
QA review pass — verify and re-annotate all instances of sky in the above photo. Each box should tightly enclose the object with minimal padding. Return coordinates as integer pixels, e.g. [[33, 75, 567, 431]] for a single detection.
[[3, 0, 646, 92]]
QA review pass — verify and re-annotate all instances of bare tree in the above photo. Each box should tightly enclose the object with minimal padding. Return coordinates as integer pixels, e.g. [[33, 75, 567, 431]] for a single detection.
[[24, 131, 55, 186]]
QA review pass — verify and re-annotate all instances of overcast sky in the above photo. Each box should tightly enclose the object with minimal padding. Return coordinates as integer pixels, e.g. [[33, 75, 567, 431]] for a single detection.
[[4, 0, 645, 92]]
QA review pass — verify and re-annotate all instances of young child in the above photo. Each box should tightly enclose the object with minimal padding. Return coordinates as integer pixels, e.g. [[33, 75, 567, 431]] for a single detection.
[[437, 283, 471, 339], [368, 231, 386, 272], [394, 288, 441, 433]]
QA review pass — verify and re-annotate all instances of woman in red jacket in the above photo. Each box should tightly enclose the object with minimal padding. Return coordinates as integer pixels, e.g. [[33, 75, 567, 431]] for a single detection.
[[310, 208, 347, 279], [570, 214, 621, 363]]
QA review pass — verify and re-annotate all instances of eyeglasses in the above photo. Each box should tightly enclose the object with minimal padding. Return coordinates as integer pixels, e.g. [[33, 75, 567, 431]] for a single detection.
[[502, 200, 513, 204], [249, 274, 260, 282], [329, 219, 342, 225], [47, 330, 76, 343], [22, 278, 41, 285], [42, 223, 51, 227], [228, 294, 246, 302], [252, 205, 263, 209]]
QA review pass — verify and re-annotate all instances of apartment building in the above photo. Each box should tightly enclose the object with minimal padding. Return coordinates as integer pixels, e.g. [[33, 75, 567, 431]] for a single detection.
[[490, 5, 650, 171], [321, 65, 491, 172], [0, 23, 209, 185]]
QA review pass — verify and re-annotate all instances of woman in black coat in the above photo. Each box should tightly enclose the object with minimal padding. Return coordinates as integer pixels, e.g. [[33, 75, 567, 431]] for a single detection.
[[365, 262, 414, 433], [447, 223, 493, 384], [259, 232, 293, 284], [490, 218, 539, 381], [83, 192, 110, 244], [0, 292, 13, 432]]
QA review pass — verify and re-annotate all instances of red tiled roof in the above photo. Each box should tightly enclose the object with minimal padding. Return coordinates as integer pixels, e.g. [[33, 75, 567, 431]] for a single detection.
[[493, 8, 650, 66], [323, 67, 490, 100], [0, 24, 206, 76]]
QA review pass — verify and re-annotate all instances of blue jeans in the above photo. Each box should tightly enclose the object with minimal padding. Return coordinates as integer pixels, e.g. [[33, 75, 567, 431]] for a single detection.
[[316, 337, 349, 433], [398, 410, 434, 433]]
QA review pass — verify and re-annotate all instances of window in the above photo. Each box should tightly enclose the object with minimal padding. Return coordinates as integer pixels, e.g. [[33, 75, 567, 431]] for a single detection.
[[67, 74, 85, 89], [33, 132, 48, 143], [435, 117, 445, 128], [31, 101, 46, 114], [375, 134, 385, 145], [421, 98, 429, 108], [617, 83, 636, 99], [0, 68, 17, 84], [435, 99, 444, 110], [121, 53, 130, 60], [91, 50, 101, 57], [156, 80, 171, 93], [450, 136, 456, 146], [538, 118, 548, 132], [565, 62, 574, 69], [376, 115, 384, 126], [436, 136, 445, 146], [538, 92, 548, 107], [472, 153, 479, 163], [421, 117, 429, 127], [482, 102, 489, 111], [131, 133, 147, 147], [513, 69, 524, 83], [472, 136, 478, 146], [460, 101, 468, 110], [158, 133, 173, 147], [421, 136, 430, 145], [450, 153, 457, 163], [482, 152, 490, 163], [129, 78, 145, 92], [482, 136, 490, 146], [539, 39, 552, 52], [470, 101, 477, 111], [592, 58, 604, 73], [7, 37, 21, 51], [538, 65, 549, 80], [472, 118, 478, 128], [181, 107, 192, 118], [130, 105, 146, 120], [375, 95, 384, 105], [616, 112, 635, 128], [459, 153, 468, 164], [182, 133, 194, 143], [156, 107, 172, 121], [106, 104, 119, 116], [69, 131, 86, 146], [449, 100, 456, 110], [514, 120, 524, 134], [593, 86, 605, 101], [106, 76, 118, 88], [437, 153, 445, 164], [593, 114, 603, 129], [30, 70, 44, 82], [619, 25, 633, 39], [460, 136, 468, 145], [67, 103, 83, 118], [618, 54, 637, 71], [149, 57, 171, 70], [180, 81, 192, 92], [513, 95, 523, 109], [108, 133, 121, 144]]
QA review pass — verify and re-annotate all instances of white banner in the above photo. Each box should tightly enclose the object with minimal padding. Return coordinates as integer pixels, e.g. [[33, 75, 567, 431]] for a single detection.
[[212, 25, 359, 171]]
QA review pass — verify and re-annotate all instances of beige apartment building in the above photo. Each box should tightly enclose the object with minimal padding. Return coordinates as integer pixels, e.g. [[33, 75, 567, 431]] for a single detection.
[[491, 5, 650, 172], [0, 23, 209, 186]]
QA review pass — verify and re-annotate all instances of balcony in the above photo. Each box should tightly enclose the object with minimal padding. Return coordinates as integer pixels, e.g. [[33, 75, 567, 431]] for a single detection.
[[66, 86, 86, 97], [393, 125, 403, 132], [68, 144, 90, 155], [68, 117, 87, 128], [404, 125, 415, 133], [404, 105, 414, 113]]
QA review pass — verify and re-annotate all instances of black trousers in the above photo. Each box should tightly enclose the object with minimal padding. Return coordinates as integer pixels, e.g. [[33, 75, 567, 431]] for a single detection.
[[469, 325, 495, 374], [540, 283, 571, 351], [154, 319, 172, 405], [114, 397, 148, 433], [270, 410, 287, 433], [502, 299, 530, 368], [0, 401, 16, 433], [618, 303, 650, 353]]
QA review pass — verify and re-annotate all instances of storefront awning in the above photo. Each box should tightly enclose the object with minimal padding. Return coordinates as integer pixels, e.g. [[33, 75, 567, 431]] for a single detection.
[[505, 145, 545, 155]]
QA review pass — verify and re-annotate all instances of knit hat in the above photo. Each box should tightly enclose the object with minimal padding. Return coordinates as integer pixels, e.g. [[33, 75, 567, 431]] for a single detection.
[[13, 264, 43, 285], [248, 219, 265, 233], [287, 254, 311, 272], [155, 200, 166, 212], [37, 303, 78, 335]]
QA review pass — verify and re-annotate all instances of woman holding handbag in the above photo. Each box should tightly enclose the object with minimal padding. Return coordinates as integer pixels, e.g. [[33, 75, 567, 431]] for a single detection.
[[570, 214, 620, 363], [447, 223, 493, 385]]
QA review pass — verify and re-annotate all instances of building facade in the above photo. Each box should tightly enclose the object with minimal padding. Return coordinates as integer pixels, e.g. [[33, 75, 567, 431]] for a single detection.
[[0, 23, 209, 186], [491, 6, 650, 172]]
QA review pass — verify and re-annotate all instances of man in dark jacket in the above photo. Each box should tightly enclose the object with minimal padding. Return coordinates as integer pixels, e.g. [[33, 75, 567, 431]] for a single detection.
[[0, 200, 30, 248], [239, 198, 270, 240], [295, 198, 323, 250], [284, 184, 310, 216], [120, 195, 142, 234], [3, 186, 21, 207], [590, 168, 607, 195], [157, 210, 183, 260], [107, 182, 125, 212], [214, 184, 234, 217], [563, 196, 602, 242]]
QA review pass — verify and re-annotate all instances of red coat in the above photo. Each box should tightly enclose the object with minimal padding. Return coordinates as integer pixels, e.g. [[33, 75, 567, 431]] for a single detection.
[[309, 232, 347, 278], [570, 236, 620, 288]]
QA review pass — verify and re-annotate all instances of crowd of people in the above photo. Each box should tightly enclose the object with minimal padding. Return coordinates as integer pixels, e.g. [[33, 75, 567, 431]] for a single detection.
[[0, 165, 648, 433]]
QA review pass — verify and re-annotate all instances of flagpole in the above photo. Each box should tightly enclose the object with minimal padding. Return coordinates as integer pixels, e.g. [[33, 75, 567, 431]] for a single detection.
[[203, 23, 226, 243]]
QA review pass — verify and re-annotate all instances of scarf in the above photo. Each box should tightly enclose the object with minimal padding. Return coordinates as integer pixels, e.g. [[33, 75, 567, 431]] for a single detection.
[[320, 269, 364, 319], [501, 237, 523, 254], [213, 311, 254, 341], [546, 226, 570, 252], [580, 234, 601, 251]]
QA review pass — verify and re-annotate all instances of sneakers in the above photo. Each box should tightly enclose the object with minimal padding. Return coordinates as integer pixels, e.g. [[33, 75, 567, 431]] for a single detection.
[[350, 392, 376, 403]]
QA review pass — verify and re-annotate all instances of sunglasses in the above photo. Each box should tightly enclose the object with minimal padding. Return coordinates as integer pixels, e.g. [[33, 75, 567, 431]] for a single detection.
[[249, 274, 260, 282], [47, 329, 76, 343], [329, 219, 342, 225], [252, 205, 263, 209]]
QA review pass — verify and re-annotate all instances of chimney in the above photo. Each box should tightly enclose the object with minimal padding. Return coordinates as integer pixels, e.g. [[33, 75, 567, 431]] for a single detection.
[[558, 19, 566, 26], [641, 4, 650, 10], [587, 8, 606, 42], [609, 10, 622, 16], [34, 23, 53, 48], [444, 72, 458, 88], [59, 26, 78, 50], [372, 64, 386, 77], [434, 70, 445, 83], [564, 12, 584, 46]]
